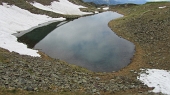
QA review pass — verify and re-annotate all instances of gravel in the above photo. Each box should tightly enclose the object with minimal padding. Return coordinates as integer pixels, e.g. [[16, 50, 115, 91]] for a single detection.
[[0, 48, 149, 94]]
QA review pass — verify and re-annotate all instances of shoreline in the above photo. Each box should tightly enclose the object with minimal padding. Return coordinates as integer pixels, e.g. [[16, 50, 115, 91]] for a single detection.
[[108, 0, 170, 86], [1, 1, 170, 94]]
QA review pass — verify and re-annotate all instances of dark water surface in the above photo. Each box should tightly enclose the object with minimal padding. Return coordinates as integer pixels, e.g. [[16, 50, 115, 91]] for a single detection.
[[18, 12, 135, 72]]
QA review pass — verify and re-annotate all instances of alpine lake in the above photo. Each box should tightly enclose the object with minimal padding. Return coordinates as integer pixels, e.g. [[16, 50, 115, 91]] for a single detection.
[[15, 11, 135, 72]]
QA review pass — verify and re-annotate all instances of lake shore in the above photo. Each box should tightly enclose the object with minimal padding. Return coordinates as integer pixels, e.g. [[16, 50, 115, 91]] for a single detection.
[[108, 2, 170, 94], [0, 1, 170, 95], [109, 2, 170, 74]]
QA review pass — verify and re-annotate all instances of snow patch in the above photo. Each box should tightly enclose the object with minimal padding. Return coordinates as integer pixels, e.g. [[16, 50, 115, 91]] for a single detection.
[[0, 3, 65, 57], [138, 69, 170, 95], [159, 6, 166, 9], [30, 0, 92, 15], [103, 7, 109, 10], [95, 11, 99, 14]]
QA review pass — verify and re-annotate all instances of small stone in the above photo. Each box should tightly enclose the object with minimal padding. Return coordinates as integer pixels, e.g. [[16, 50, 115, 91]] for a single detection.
[[26, 86, 34, 91], [134, 72, 138, 74], [78, 80, 83, 84], [82, 79, 87, 83], [73, 79, 78, 83], [130, 85, 135, 89], [95, 77, 100, 80], [96, 92, 100, 95], [53, 88, 58, 92], [110, 79, 114, 82], [5, 82, 9, 85], [92, 89, 97, 93], [34, 87, 38, 91]]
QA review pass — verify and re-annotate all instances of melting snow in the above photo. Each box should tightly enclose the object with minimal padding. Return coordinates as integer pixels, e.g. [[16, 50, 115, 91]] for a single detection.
[[159, 6, 166, 9], [0, 0, 92, 57], [103, 7, 109, 10], [0, 3, 65, 57], [30, 0, 92, 15], [138, 69, 170, 95]]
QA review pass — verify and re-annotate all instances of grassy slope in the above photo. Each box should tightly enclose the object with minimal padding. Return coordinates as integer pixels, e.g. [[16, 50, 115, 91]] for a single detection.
[[109, 2, 170, 76]]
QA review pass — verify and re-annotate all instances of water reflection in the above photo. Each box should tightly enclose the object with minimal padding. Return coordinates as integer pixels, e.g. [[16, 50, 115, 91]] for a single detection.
[[34, 12, 135, 72], [17, 21, 69, 48]]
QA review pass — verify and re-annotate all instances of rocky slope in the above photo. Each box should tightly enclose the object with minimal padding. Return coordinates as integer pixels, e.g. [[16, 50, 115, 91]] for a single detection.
[[109, 2, 170, 94], [0, 0, 170, 95], [109, 2, 170, 74], [0, 48, 150, 95]]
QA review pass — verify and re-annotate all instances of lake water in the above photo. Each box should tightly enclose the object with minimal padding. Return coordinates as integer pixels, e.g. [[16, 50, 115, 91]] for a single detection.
[[17, 12, 135, 72], [83, 0, 148, 5]]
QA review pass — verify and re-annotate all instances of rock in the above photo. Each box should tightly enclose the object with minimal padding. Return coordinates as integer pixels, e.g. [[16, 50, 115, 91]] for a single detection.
[[96, 92, 100, 95], [82, 79, 87, 83], [5, 81, 9, 85], [34, 87, 38, 91], [53, 88, 58, 92], [130, 85, 135, 89], [78, 80, 83, 84], [130, 70, 135, 72], [92, 89, 97, 93], [26, 86, 34, 91], [95, 77, 100, 80]]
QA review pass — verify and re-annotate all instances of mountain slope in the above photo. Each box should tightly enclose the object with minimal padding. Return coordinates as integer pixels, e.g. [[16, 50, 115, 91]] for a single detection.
[[82, 0, 145, 5], [0, 0, 93, 56], [0, 3, 65, 56], [30, 0, 92, 15], [109, 2, 170, 94]]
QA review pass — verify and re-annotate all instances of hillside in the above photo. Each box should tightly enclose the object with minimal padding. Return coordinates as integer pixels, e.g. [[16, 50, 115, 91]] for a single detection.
[[0, 0, 170, 95], [109, 2, 170, 94], [0, 0, 96, 57]]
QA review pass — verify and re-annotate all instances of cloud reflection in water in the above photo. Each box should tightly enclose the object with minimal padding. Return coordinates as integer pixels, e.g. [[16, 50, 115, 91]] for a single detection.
[[35, 12, 135, 72]]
